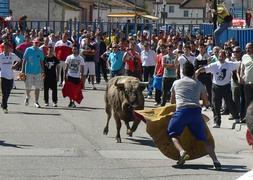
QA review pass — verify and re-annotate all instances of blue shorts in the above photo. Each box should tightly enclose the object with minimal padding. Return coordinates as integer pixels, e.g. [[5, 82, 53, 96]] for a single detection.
[[167, 107, 207, 141]]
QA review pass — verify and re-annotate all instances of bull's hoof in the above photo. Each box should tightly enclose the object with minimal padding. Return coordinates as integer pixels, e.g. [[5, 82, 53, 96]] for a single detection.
[[116, 137, 122, 143], [103, 127, 108, 135], [126, 129, 133, 137]]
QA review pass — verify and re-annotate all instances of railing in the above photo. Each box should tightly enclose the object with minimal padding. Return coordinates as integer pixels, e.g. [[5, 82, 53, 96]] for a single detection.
[[1, 20, 202, 37]]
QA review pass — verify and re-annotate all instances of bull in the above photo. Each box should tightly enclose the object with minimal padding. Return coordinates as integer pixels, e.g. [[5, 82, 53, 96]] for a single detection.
[[103, 76, 147, 143]]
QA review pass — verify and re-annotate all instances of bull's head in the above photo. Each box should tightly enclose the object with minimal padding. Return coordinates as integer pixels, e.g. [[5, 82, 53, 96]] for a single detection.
[[115, 78, 148, 109]]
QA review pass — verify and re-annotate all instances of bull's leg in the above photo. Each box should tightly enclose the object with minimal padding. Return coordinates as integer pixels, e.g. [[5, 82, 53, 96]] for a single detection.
[[125, 121, 132, 137], [130, 119, 141, 135], [114, 113, 122, 143], [103, 104, 112, 135]]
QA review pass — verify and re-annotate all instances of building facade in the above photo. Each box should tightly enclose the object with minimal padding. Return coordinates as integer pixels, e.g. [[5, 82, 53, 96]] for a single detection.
[[9, 0, 93, 22]]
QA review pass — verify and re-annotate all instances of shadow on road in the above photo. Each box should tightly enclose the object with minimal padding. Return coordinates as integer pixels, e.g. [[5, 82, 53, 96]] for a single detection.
[[125, 136, 156, 148], [9, 111, 61, 116], [42, 106, 104, 111], [0, 140, 32, 149], [172, 164, 249, 173]]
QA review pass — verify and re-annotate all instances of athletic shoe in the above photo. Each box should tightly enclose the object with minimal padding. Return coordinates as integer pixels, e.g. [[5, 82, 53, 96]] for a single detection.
[[177, 151, 190, 166], [154, 102, 160, 106], [71, 103, 76, 108], [53, 103, 57, 107], [45, 103, 49, 107], [68, 102, 73, 107], [24, 98, 29, 106], [3, 109, 8, 114], [213, 123, 220, 128], [34, 102, 41, 108]]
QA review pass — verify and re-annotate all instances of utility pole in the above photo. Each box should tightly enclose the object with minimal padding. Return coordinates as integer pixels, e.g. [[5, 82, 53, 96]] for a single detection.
[[134, 0, 137, 33], [97, 0, 101, 28], [47, 0, 50, 22]]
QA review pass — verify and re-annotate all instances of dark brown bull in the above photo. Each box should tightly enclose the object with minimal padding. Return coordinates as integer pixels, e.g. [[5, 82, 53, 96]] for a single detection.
[[103, 76, 147, 143]]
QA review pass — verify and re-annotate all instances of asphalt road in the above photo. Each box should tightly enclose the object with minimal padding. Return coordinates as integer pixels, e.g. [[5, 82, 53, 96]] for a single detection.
[[0, 80, 252, 180]]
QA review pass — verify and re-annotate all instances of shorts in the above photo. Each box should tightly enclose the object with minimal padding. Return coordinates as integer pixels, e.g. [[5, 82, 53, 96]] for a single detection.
[[84, 61, 95, 76], [167, 107, 207, 141], [25, 74, 43, 90]]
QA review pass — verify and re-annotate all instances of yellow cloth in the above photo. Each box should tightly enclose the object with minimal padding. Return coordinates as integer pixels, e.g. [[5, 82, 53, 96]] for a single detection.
[[135, 104, 215, 161]]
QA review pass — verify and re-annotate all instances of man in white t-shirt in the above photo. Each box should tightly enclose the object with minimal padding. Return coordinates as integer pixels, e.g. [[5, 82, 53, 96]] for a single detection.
[[236, 102, 253, 180], [64, 45, 84, 108], [196, 50, 240, 128], [177, 44, 195, 79], [0, 42, 21, 113]]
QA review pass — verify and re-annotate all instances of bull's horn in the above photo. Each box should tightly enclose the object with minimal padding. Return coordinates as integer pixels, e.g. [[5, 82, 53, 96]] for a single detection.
[[115, 79, 125, 89]]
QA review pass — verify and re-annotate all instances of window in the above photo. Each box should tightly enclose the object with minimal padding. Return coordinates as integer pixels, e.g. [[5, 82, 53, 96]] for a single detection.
[[184, 10, 189, 17], [169, 6, 174, 13]]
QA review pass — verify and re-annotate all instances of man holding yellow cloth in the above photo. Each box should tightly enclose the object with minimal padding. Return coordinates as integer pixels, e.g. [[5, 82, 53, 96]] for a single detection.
[[212, 2, 233, 46]]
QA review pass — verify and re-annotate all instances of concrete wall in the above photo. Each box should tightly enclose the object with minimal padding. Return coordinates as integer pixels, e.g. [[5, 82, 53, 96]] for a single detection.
[[10, 0, 63, 21]]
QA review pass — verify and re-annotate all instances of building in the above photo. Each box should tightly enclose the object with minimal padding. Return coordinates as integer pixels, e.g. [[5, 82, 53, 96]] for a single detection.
[[9, 0, 93, 22], [154, 0, 207, 24], [92, 0, 148, 23]]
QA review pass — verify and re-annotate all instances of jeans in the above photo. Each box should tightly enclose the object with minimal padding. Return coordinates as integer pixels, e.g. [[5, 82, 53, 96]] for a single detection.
[[244, 84, 253, 112], [1, 78, 13, 109], [143, 66, 155, 96], [161, 77, 176, 106], [214, 22, 230, 46]]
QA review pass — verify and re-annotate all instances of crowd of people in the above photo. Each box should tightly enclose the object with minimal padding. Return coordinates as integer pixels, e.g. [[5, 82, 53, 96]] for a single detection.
[[0, 25, 252, 129]]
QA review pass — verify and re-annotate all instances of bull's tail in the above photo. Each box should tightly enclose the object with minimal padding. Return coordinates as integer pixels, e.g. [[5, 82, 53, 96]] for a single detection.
[[103, 84, 112, 135]]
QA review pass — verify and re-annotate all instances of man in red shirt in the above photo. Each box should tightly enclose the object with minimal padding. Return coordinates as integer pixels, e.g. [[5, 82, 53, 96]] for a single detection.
[[54, 33, 73, 86], [16, 34, 32, 58], [153, 44, 167, 106]]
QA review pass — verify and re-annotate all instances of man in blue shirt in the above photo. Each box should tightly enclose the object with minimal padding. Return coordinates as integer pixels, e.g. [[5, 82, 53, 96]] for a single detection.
[[21, 37, 45, 108], [107, 43, 124, 77]]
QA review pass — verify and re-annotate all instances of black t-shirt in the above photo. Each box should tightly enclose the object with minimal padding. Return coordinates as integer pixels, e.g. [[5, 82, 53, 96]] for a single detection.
[[82, 44, 95, 62], [44, 56, 60, 79]]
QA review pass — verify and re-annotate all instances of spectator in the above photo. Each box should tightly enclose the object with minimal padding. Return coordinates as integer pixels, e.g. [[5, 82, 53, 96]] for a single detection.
[[196, 50, 240, 128], [236, 102, 253, 179], [161, 44, 177, 106], [240, 43, 253, 123], [0, 41, 21, 113], [21, 37, 45, 108], [54, 32, 73, 86], [43, 43, 59, 107]]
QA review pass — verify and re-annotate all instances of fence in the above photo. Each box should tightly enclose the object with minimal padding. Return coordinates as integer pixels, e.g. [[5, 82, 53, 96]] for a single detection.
[[200, 23, 253, 48], [1, 20, 201, 37], [2, 20, 253, 48]]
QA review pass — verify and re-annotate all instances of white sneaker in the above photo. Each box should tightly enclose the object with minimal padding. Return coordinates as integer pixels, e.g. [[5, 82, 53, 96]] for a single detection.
[[154, 102, 160, 106], [24, 98, 29, 106], [147, 95, 152, 99], [53, 103, 57, 107], [202, 107, 208, 111], [34, 102, 41, 108], [45, 103, 49, 107]]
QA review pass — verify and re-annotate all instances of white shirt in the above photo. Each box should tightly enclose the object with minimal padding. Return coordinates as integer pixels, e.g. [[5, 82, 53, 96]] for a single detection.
[[0, 52, 21, 80], [178, 54, 195, 78], [242, 54, 253, 84], [205, 61, 240, 86], [65, 54, 84, 78], [237, 170, 253, 180], [141, 50, 156, 66]]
